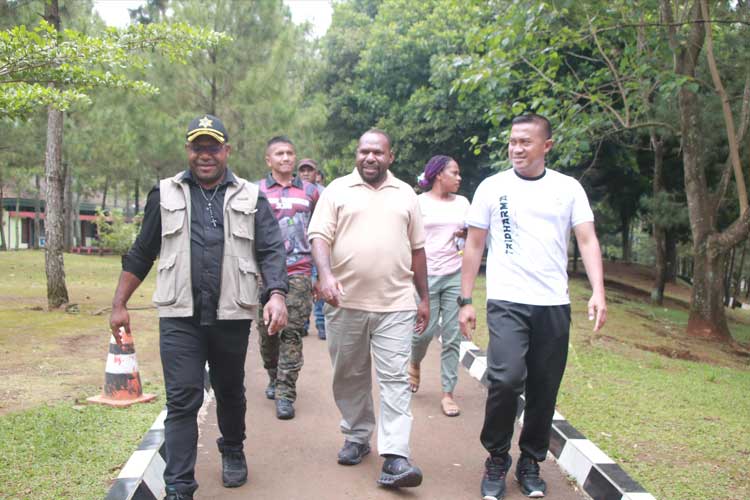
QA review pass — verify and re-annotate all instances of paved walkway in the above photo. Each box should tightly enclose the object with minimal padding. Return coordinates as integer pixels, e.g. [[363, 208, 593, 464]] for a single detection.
[[192, 327, 586, 499]]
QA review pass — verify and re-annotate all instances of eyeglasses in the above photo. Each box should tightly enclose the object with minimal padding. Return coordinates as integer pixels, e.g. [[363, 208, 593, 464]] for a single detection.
[[189, 144, 224, 154]]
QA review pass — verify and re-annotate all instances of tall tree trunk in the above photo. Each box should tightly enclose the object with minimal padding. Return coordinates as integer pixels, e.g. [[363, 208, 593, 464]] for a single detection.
[[101, 175, 109, 210], [652, 225, 667, 304], [14, 188, 20, 250], [667, 0, 731, 340], [621, 214, 632, 262], [688, 237, 730, 337], [651, 135, 667, 304], [33, 174, 41, 249], [134, 178, 140, 215], [73, 184, 81, 247], [63, 161, 73, 251], [733, 240, 747, 299], [724, 246, 736, 306], [665, 230, 678, 282], [43, 0, 69, 309], [0, 178, 6, 251]]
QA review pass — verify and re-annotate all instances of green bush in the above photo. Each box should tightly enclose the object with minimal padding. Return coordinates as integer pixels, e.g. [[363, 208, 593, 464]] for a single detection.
[[94, 209, 140, 255]]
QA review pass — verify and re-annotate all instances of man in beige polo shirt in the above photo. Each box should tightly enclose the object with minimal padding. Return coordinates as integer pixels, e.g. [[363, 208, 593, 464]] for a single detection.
[[308, 129, 429, 489]]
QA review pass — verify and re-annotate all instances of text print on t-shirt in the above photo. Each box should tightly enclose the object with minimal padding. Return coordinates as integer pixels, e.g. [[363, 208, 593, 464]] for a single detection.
[[499, 194, 514, 254]]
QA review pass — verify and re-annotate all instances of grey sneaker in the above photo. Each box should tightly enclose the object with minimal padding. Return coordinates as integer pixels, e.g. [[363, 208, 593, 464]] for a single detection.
[[165, 486, 193, 500], [264, 379, 276, 400], [221, 450, 247, 488], [275, 398, 295, 420], [481, 454, 511, 500], [337, 440, 371, 465], [516, 454, 546, 497], [377, 455, 423, 488]]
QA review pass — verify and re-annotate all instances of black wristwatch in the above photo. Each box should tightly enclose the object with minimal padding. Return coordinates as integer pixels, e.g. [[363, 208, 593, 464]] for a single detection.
[[457, 296, 473, 307]]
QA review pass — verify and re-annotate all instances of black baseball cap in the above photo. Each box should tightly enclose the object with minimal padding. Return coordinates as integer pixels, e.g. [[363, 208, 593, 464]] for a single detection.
[[186, 114, 228, 143]]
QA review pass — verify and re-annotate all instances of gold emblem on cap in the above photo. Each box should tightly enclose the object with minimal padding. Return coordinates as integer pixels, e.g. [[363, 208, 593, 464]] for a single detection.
[[198, 116, 213, 128]]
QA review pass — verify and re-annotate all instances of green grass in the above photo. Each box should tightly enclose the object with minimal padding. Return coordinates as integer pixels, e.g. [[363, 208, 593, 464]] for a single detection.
[[0, 391, 163, 500], [0, 250, 163, 499], [469, 275, 750, 500]]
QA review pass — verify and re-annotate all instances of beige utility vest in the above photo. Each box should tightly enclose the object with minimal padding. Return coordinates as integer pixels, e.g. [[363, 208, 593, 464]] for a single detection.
[[152, 172, 261, 320]]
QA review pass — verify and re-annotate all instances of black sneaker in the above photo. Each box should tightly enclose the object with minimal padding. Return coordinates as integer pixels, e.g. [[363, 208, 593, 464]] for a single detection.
[[481, 454, 511, 500], [165, 486, 193, 500], [516, 454, 546, 497], [377, 455, 423, 488], [337, 440, 371, 465], [264, 379, 276, 400], [276, 398, 295, 419], [221, 450, 248, 488]]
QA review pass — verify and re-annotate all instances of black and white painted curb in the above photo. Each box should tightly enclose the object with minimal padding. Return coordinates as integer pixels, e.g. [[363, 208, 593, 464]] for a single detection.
[[105, 364, 212, 500], [460, 341, 656, 500]]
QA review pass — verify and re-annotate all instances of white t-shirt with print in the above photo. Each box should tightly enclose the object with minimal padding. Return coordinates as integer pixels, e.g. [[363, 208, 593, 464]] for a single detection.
[[418, 193, 470, 276], [466, 168, 594, 305]]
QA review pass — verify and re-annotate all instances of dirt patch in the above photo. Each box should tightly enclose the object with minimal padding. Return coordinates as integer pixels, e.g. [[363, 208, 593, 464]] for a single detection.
[[634, 343, 702, 362]]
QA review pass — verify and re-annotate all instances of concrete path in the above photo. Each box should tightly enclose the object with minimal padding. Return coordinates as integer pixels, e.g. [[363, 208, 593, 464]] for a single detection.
[[193, 328, 586, 500]]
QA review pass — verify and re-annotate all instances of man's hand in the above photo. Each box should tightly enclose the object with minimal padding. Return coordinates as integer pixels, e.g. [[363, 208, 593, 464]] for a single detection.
[[458, 304, 476, 341], [109, 305, 131, 346], [588, 291, 607, 331], [414, 299, 429, 334], [263, 293, 288, 335], [317, 272, 345, 307]]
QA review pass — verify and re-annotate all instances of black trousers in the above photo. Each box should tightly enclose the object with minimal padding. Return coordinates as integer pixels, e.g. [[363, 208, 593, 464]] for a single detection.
[[480, 300, 570, 462], [160, 316, 251, 495]]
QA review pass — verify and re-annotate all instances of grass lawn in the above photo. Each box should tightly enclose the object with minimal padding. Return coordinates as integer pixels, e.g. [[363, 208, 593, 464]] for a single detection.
[[470, 272, 750, 500], [0, 251, 163, 499]]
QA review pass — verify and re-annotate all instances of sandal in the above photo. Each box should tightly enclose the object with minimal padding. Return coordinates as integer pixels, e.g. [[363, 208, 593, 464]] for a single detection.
[[408, 363, 420, 393], [441, 397, 460, 417]]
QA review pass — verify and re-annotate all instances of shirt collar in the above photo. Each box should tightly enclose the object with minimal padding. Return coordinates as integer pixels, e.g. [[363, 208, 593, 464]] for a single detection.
[[265, 171, 303, 189], [345, 168, 399, 189], [182, 168, 237, 186]]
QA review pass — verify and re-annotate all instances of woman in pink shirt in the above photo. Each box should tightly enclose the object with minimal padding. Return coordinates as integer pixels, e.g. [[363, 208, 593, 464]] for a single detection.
[[410, 155, 470, 417]]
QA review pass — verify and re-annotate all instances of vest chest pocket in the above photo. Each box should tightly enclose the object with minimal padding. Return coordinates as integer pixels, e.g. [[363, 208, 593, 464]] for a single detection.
[[161, 200, 186, 237], [228, 199, 257, 253], [236, 257, 259, 308], [153, 253, 178, 306]]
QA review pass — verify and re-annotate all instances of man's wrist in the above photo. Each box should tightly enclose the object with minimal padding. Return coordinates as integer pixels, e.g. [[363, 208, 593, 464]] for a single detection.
[[457, 296, 473, 307], [269, 289, 286, 298]]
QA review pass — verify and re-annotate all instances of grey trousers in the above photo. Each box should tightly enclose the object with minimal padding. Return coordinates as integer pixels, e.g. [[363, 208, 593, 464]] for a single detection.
[[325, 306, 415, 458], [411, 270, 461, 393]]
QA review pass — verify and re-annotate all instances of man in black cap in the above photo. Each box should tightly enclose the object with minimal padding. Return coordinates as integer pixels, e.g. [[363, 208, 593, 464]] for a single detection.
[[109, 114, 289, 500]]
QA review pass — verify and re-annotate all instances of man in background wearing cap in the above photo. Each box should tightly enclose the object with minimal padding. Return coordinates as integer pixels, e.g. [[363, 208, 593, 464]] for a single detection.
[[109, 114, 289, 500], [297, 158, 326, 196], [256, 136, 320, 420], [297, 158, 327, 340]]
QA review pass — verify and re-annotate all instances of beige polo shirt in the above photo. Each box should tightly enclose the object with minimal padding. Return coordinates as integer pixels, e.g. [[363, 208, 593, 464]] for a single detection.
[[308, 168, 425, 312]]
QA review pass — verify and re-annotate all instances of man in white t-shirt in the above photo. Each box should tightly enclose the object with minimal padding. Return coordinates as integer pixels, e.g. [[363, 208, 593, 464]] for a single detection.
[[459, 114, 606, 500]]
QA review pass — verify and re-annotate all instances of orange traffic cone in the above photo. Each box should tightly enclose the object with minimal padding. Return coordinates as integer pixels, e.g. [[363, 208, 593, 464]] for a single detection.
[[87, 328, 156, 407]]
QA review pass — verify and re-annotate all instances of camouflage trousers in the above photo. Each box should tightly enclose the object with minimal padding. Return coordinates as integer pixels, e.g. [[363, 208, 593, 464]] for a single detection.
[[257, 274, 312, 402]]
